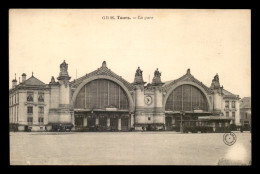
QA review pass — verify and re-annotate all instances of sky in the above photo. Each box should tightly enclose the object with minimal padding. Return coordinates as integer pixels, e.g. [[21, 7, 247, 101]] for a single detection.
[[9, 9, 251, 98]]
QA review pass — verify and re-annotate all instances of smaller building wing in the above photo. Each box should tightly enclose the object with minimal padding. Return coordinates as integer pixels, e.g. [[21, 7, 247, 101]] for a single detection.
[[20, 76, 46, 86], [240, 97, 251, 109], [9, 75, 48, 94], [222, 89, 240, 100]]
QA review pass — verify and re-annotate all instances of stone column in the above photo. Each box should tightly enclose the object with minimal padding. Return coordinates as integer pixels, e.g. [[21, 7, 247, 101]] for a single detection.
[[172, 117, 175, 125], [33, 105, 38, 126], [134, 85, 145, 126], [130, 113, 134, 128], [213, 122, 216, 132], [128, 117, 131, 129], [107, 117, 110, 127], [83, 116, 87, 127], [59, 82, 70, 106], [57, 60, 72, 126], [95, 117, 99, 125], [71, 112, 75, 130], [154, 86, 165, 124], [118, 118, 121, 131], [235, 100, 241, 126], [213, 91, 222, 111]]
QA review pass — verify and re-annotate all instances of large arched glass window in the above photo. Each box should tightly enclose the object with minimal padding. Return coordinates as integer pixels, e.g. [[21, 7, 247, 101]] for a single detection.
[[165, 85, 208, 111], [75, 79, 129, 110]]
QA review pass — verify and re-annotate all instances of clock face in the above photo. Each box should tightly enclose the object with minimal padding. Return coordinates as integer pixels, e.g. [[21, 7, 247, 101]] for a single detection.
[[145, 96, 152, 105]]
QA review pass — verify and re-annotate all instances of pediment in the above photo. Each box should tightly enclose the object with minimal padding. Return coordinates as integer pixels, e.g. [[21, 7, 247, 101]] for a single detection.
[[71, 66, 135, 91], [163, 73, 213, 94]]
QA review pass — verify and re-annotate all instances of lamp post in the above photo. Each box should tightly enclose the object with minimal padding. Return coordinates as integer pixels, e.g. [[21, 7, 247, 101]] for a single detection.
[[180, 111, 185, 133]]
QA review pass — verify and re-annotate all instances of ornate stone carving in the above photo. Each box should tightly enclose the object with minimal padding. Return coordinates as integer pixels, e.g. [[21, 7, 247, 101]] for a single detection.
[[186, 68, 191, 74], [214, 74, 219, 82], [144, 83, 153, 91], [193, 106, 201, 110], [140, 86, 144, 92], [155, 86, 163, 92], [102, 61, 107, 68], [184, 77, 192, 82], [51, 76, 55, 83], [59, 80, 69, 88], [64, 81, 68, 88], [163, 91, 167, 96], [134, 85, 144, 91]]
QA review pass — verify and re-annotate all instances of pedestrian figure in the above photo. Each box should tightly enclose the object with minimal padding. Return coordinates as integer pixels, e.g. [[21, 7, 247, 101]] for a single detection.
[[240, 126, 243, 133]]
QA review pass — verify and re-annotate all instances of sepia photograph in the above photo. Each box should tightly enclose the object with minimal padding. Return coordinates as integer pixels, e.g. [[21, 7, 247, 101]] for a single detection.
[[9, 9, 251, 165]]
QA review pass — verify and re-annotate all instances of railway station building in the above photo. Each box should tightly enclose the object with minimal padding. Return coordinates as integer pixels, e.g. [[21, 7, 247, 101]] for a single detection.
[[9, 60, 241, 132]]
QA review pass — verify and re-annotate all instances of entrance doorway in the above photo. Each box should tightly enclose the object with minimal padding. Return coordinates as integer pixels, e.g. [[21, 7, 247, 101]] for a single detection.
[[99, 116, 107, 131], [165, 117, 173, 131], [121, 117, 129, 131], [74, 111, 130, 131], [110, 118, 118, 131], [87, 117, 95, 127]]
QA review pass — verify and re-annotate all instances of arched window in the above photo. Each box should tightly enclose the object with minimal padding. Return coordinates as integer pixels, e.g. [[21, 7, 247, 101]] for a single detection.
[[75, 79, 129, 110], [38, 92, 44, 102], [27, 92, 34, 102], [165, 85, 208, 111]]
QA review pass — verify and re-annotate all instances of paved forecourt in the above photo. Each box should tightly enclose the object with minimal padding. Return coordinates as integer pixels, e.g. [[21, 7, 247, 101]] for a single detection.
[[10, 132, 251, 165]]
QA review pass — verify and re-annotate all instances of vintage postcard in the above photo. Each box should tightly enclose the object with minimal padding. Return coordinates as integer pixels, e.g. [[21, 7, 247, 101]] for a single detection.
[[9, 9, 251, 165]]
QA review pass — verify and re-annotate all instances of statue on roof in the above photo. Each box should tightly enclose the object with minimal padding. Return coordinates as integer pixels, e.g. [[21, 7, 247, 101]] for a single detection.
[[51, 76, 55, 83], [210, 73, 220, 90], [213, 73, 219, 82], [57, 60, 71, 81], [49, 76, 56, 84], [12, 74, 17, 82], [154, 68, 161, 78], [152, 68, 162, 84], [60, 60, 68, 75], [134, 67, 145, 84], [135, 67, 143, 77]]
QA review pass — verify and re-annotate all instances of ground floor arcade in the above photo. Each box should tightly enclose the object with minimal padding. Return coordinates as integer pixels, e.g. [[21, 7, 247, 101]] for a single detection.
[[74, 111, 133, 131], [10, 112, 234, 132], [165, 113, 233, 132]]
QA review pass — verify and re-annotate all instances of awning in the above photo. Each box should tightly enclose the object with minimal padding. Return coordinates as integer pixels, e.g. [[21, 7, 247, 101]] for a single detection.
[[198, 116, 234, 120], [165, 111, 212, 114], [74, 109, 129, 112]]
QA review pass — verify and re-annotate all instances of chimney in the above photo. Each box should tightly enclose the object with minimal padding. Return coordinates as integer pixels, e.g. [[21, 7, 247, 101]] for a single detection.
[[22, 73, 26, 82], [12, 74, 17, 88]]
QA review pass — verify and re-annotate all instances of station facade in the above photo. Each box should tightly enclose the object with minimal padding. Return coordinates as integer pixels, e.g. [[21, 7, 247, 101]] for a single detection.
[[9, 61, 241, 132]]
